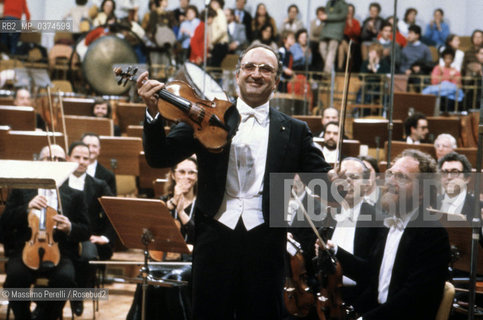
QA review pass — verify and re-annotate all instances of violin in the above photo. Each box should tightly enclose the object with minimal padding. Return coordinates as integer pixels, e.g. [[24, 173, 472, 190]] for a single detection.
[[314, 240, 346, 320], [284, 236, 315, 317], [22, 205, 61, 270], [114, 66, 233, 153], [290, 188, 356, 320], [22, 88, 68, 271]]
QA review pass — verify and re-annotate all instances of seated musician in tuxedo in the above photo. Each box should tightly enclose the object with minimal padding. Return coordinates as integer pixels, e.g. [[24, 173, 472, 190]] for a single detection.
[[321, 121, 339, 163], [325, 157, 379, 305], [0, 144, 90, 320], [328, 149, 450, 320], [358, 155, 381, 206], [66, 141, 115, 316], [81, 132, 117, 195], [317, 107, 339, 137], [437, 152, 480, 221]]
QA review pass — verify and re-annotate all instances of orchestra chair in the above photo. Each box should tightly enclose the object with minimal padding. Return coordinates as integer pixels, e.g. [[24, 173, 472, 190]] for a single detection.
[[153, 178, 169, 199], [51, 80, 73, 93], [0, 96, 14, 105], [384, 141, 436, 163], [62, 98, 95, 116], [313, 138, 361, 159], [0, 105, 36, 130], [455, 148, 479, 169], [426, 116, 460, 143], [61, 115, 113, 144], [98, 136, 143, 197], [349, 104, 384, 117], [115, 102, 146, 135], [126, 125, 143, 138], [435, 281, 455, 320], [0, 125, 10, 155], [270, 92, 309, 116], [138, 152, 170, 198], [48, 44, 78, 80], [393, 92, 436, 120], [352, 119, 404, 148], [0, 130, 64, 160], [293, 115, 324, 136]]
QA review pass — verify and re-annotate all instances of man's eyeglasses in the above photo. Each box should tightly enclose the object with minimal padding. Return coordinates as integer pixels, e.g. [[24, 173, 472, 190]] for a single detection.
[[175, 169, 198, 176], [440, 170, 463, 178], [240, 63, 276, 76], [385, 170, 412, 184]]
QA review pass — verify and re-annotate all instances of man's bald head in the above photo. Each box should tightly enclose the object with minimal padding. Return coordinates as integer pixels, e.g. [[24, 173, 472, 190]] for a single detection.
[[39, 144, 66, 161]]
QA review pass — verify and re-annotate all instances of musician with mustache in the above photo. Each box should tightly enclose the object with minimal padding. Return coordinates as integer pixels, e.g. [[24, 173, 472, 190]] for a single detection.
[[138, 43, 332, 319], [329, 149, 450, 320]]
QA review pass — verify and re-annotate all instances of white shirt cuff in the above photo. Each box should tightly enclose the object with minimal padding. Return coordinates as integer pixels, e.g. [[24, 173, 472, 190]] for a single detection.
[[145, 109, 160, 123], [100, 235, 110, 244]]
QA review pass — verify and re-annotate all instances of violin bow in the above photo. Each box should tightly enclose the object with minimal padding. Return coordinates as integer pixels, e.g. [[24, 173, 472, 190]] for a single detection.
[[47, 86, 57, 145], [57, 90, 69, 153], [290, 187, 328, 250], [336, 40, 353, 169], [386, 0, 398, 166]]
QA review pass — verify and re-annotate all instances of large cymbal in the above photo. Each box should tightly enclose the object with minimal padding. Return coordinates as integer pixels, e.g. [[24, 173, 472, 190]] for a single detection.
[[83, 35, 138, 95]]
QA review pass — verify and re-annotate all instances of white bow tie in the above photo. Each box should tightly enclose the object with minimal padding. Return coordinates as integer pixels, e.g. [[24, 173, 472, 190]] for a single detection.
[[384, 216, 404, 231], [239, 107, 267, 125]]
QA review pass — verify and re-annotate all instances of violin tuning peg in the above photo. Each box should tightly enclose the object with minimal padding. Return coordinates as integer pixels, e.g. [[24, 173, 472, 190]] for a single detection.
[[133, 68, 138, 75], [117, 78, 123, 85]]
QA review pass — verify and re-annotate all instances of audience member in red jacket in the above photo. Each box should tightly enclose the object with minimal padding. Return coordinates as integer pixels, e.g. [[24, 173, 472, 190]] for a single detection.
[[1, 0, 30, 54], [338, 4, 361, 71]]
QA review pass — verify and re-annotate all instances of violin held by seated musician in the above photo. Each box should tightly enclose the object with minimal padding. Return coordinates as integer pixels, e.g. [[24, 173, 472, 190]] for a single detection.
[[114, 66, 234, 152]]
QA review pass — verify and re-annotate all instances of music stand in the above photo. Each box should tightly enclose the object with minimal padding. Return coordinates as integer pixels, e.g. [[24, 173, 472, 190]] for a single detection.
[[98, 196, 189, 320], [0, 160, 77, 189]]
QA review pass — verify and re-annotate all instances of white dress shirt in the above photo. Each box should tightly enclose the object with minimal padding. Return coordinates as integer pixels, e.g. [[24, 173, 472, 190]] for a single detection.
[[331, 201, 363, 286], [86, 160, 97, 177], [322, 146, 337, 163], [378, 207, 418, 304], [440, 188, 466, 216], [406, 136, 420, 144], [68, 173, 87, 191], [214, 99, 270, 230]]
